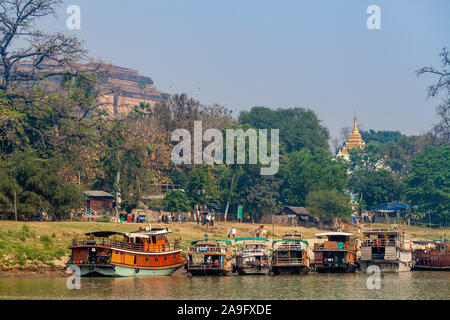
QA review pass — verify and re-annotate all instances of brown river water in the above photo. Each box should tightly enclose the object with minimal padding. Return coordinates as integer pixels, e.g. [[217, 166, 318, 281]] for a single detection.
[[0, 271, 448, 300]]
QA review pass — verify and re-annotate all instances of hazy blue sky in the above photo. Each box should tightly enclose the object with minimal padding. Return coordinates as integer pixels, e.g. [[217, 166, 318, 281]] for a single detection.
[[40, 0, 449, 139]]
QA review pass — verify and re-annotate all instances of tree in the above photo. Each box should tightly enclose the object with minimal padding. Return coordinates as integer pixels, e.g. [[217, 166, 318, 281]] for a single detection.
[[305, 189, 352, 225], [185, 165, 220, 207], [347, 168, 404, 209], [416, 48, 450, 144], [239, 107, 330, 153], [281, 148, 348, 206], [406, 144, 450, 224], [0, 152, 82, 220], [163, 190, 192, 214], [233, 165, 282, 221], [0, 0, 90, 92]]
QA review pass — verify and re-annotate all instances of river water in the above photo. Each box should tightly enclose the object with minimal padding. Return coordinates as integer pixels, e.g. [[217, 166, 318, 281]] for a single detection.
[[0, 271, 448, 300]]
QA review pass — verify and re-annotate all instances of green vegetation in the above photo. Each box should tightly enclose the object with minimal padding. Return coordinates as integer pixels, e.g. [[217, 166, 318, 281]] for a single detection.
[[0, 1, 448, 228]]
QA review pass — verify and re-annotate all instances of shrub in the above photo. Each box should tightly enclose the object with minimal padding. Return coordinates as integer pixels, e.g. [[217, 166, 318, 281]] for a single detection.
[[40, 235, 53, 247]]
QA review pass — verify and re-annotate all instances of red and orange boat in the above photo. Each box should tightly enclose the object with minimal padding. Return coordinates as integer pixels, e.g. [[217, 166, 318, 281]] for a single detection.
[[110, 227, 184, 276]]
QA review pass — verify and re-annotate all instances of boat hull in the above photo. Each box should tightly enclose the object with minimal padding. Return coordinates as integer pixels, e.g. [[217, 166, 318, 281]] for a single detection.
[[187, 268, 231, 276], [235, 266, 271, 275], [315, 263, 358, 273], [112, 263, 184, 277], [412, 265, 450, 271], [272, 265, 310, 275], [359, 260, 413, 272], [66, 264, 116, 277]]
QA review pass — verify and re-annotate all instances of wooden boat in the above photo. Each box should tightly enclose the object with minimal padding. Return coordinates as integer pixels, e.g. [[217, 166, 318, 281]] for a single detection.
[[313, 232, 358, 273], [66, 231, 120, 277], [109, 228, 184, 276], [271, 234, 310, 275], [412, 240, 450, 271], [186, 238, 233, 276], [233, 237, 271, 275], [359, 229, 414, 272]]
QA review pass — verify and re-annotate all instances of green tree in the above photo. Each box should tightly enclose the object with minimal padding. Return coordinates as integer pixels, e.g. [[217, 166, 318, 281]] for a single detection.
[[0, 152, 82, 220], [163, 190, 192, 214], [347, 168, 404, 209], [239, 107, 330, 153], [186, 165, 220, 207], [406, 144, 450, 224], [233, 165, 282, 221], [305, 189, 352, 225], [281, 148, 348, 206]]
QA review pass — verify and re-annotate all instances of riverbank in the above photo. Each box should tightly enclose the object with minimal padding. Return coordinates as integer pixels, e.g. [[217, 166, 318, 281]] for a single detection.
[[1, 220, 448, 276]]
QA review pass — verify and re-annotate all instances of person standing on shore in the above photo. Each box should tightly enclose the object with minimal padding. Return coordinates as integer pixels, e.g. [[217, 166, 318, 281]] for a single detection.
[[232, 227, 237, 239], [227, 227, 231, 238]]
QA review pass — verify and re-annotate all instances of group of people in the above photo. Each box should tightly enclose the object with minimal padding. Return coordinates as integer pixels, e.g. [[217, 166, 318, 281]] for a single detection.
[[196, 211, 215, 226], [160, 214, 184, 224], [119, 213, 135, 223], [227, 227, 237, 238]]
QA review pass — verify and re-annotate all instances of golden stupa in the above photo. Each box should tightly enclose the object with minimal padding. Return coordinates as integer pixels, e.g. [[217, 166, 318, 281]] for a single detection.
[[338, 116, 365, 159]]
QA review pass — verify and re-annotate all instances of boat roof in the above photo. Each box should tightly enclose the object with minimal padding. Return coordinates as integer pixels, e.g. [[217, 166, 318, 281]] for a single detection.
[[191, 239, 232, 245], [124, 228, 171, 238], [282, 234, 303, 240], [84, 231, 125, 238], [363, 229, 399, 236], [235, 237, 269, 242], [273, 239, 309, 245], [316, 232, 355, 238]]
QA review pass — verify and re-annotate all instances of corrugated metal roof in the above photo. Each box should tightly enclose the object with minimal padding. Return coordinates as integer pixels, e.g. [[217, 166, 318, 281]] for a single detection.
[[83, 190, 114, 198]]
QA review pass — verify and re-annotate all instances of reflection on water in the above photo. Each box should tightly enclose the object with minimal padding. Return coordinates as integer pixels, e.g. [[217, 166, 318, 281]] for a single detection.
[[0, 272, 448, 300]]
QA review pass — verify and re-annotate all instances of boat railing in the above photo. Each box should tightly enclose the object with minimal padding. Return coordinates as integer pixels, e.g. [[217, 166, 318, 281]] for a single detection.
[[273, 243, 306, 251], [237, 248, 268, 256], [272, 256, 304, 265], [314, 242, 357, 251], [67, 254, 111, 265], [187, 246, 227, 254], [110, 241, 181, 252], [70, 239, 181, 252], [70, 239, 112, 247], [362, 239, 397, 247], [187, 262, 225, 269]]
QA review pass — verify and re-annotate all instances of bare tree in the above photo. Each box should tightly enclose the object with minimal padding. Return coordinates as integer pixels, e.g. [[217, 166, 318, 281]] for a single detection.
[[0, 0, 88, 91], [416, 48, 450, 144]]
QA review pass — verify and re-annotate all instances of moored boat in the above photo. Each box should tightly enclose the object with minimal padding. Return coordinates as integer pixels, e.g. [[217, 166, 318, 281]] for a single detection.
[[109, 227, 184, 276], [66, 231, 120, 277], [313, 232, 358, 273], [233, 237, 271, 275], [412, 240, 450, 271], [271, 234, 310, 275], [359, 229, 414, 272], [186, 238, 233, 276]]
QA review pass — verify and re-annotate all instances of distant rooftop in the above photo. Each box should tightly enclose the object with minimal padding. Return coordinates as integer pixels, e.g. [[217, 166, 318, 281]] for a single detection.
[[83, 190, 114, 198]]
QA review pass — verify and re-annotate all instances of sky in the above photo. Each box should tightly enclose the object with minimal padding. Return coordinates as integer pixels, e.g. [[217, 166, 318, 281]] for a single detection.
[[38, 0, 450, 139]]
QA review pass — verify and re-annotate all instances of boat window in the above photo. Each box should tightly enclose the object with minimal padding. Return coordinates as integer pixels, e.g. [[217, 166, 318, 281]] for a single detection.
[[152, 236, 156, 244], [164, 256, 168, 261], [155, 257, 159, 262], [146, 257, 149, 262]]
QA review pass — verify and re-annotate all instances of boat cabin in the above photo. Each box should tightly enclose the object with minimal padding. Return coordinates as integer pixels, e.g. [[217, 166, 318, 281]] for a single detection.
[[271, 234, 310, 274], [186, 238, 233, 275], [313, 232, 358, 273]]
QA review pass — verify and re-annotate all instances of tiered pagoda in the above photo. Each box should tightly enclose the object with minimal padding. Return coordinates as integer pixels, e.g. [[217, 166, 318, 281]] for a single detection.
[[337, 116, 365, 160]]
